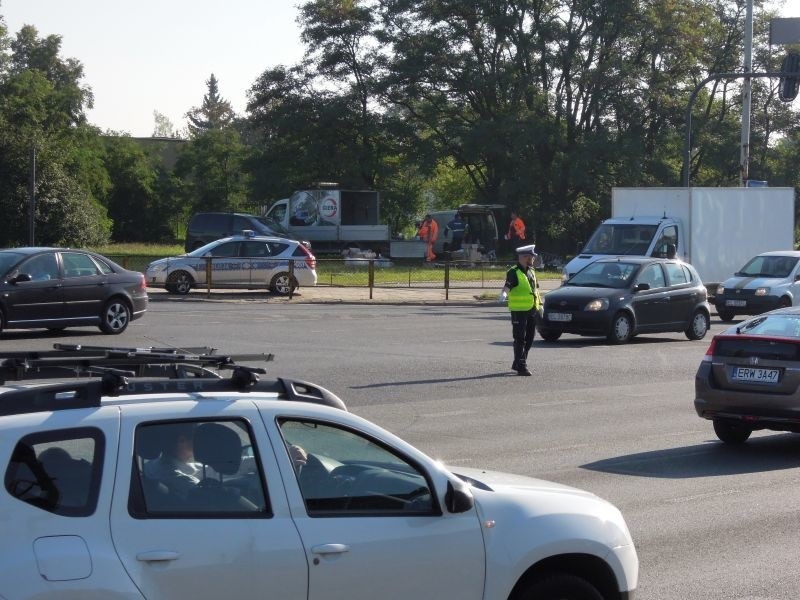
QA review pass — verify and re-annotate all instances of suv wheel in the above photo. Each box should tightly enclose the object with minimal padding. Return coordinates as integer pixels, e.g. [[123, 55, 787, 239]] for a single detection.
[[713, 419, 752, 444], [99, 298, 131, 334], [685, 309, 709, 340], [270, 272, 297, 295], [167, 271, 194, 295], [517, 573, 603, 600]]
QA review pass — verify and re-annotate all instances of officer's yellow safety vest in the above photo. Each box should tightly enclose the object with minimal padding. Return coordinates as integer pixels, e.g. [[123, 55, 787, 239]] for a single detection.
[[508, 267, 540, 311]]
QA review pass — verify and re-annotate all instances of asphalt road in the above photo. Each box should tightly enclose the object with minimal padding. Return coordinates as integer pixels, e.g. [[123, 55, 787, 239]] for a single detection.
[[5, 301, 800, 599]]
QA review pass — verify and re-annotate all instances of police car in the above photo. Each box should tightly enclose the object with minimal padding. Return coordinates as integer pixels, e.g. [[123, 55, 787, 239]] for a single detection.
[[145, 231, 317, 295], [0, 345, 638, 600], [715, 251, 800, 321]]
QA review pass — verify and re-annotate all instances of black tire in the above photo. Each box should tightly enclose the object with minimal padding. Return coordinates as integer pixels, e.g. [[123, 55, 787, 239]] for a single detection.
[[685, 309, 710, 340], [270, 272, 297, 295], [167, 271, 194, 295], [517, 573, 603, 600], [607, 312, 633, 344], [538, 328, 562, 342], [717, 307, 735, 322], [779, 296, 792, 309], [99, 298, 131, 334], [713, 419, 752, 444]]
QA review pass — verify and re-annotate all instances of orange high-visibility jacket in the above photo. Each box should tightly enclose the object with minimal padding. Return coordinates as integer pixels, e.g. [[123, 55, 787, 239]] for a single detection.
[[418, 219, 439, 243], [508, 217, 525, 240]]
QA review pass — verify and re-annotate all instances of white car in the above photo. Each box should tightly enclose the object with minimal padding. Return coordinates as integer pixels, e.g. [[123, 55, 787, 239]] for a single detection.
[[145, 231, 317, 295], [714, 250, 800, 321], [0, 347, 638, 600]]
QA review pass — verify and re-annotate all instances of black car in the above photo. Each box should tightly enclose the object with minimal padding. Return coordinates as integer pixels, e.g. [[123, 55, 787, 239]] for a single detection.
[[184, 212, 306, 252], [695, 307, 800, 444], [537, 257, 710, 344], [0, 248, 148, 335]]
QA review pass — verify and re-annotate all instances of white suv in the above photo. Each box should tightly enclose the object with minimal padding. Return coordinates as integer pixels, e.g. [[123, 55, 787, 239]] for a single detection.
[[0, 346, 637, 600]]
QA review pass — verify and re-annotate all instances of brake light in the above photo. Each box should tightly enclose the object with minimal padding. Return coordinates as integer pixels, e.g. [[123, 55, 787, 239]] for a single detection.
[[702, 336, 717, 361], [299, 244, 316, 269], [139, 273, 147, 291]]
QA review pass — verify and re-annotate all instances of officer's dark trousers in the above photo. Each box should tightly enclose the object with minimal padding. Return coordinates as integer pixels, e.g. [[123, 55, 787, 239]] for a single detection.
[[511, 310, 536, 365]]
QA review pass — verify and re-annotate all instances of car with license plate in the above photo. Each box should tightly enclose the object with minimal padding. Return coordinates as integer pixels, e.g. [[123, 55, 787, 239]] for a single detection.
[[0, 247, 148, 335], [695, 307, 800, 444], [0, 346, 638, 600], [714, 251, 800, 322], [146, 232, 317, 295], [537, 257, 710, 344]]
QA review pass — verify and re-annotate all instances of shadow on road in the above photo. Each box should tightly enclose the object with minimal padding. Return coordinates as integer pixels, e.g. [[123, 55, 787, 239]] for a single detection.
[[582, 433, 800, 478]]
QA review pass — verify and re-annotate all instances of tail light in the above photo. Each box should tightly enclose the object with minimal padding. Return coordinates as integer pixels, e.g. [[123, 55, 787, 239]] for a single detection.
[[299, 244, 316, 269], [139, 273, 147, 291], [702, 336, 717, 361]]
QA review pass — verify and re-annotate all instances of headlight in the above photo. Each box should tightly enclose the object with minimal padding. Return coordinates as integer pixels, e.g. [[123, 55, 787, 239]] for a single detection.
[[585, 298, 609, 311], [148, 263, 168, 275], [716, 285, 725, 295], [755, 287, 770, 296]]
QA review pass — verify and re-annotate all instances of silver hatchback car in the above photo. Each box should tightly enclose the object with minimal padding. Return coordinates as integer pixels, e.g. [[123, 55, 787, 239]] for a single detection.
[[146, 232, 317, 295]]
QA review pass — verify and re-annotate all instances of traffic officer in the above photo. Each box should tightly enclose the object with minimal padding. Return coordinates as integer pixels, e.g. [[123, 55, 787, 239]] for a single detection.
[[498, 244, 541, 376]]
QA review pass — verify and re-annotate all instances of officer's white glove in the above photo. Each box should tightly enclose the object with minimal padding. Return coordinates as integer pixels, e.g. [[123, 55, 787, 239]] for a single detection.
[[498, 290, 508, 303]]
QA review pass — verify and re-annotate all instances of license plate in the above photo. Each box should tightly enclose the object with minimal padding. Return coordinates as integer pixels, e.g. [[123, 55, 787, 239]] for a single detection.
[[731, 366, 781, 384], [548, 312, 572, 322], [725, 299, 746, 307]]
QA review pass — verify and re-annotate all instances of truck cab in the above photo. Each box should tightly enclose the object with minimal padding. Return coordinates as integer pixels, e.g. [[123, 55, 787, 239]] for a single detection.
[[564, 217, 683, 280]]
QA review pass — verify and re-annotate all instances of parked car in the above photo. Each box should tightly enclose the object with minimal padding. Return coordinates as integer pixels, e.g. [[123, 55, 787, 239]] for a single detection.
[[714, 251, 800, 322], [695, 307, 800, 444], [0, 247, 147, 335], [538, 257, 710, 344], [184, 211, 308, 252], [0, 346, 638, 600], [146, 232, 317, 295]]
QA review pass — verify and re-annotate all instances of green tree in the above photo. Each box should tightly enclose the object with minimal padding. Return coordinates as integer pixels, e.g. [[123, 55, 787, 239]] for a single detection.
[[185, 74, 236, 138]]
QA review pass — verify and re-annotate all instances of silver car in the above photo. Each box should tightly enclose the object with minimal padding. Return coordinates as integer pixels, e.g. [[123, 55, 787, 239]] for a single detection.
[[146, 232, 317, 295]]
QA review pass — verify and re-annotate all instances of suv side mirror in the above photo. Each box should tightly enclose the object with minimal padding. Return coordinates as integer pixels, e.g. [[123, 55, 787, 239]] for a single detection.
[[634, 282, 650, 292], [445, 479, 474, 513]]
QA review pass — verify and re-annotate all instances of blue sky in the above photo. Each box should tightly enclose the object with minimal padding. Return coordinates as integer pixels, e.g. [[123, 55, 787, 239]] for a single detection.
[[1, 0, 305, 136], [2, 1, 798, 137]]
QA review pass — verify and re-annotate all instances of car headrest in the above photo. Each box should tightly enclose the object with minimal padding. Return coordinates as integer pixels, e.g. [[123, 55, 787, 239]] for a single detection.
[[193, 423, 242, 475]]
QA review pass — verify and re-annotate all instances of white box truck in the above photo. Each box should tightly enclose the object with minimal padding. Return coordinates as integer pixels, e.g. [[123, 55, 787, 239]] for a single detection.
[[563, 187, 796, 291], [264, 189, 389, 253]]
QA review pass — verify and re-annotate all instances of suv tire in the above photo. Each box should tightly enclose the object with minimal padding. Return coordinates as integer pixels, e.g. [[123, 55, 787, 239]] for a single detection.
[[516, 573, 603, 600]]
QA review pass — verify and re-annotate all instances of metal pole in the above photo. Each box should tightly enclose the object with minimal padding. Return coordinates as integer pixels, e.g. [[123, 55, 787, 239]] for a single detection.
[[740, 0, 754, 186], [28, 147, 36, 245]]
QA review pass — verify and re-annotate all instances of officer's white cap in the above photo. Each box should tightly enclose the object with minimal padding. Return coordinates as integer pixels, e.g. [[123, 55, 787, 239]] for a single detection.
[[515, 244, 537, 256]]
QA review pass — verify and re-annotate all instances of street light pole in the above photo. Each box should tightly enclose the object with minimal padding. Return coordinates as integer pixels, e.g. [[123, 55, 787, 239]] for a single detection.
[[740, 0, 754, 186], [28, 146, 36, 246]]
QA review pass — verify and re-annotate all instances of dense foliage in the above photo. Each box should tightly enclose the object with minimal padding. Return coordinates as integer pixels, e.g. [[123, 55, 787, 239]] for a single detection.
[[0, 1, 797, 252]]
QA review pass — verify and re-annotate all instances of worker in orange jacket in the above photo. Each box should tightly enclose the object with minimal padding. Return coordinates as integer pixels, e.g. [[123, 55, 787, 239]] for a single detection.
[[505, 211, 526, 245], [417, 214, 439, 262]]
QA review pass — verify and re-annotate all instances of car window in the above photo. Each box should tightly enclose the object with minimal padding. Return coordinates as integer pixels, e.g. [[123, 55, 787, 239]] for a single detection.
[[207, 242, 239, 258], [240, 241, 272, 257], [62, 252, 101, 278], [568, 261, 636, 288], [279, 419, 436, 517], [131, 419, 269, 518], [19, 253, 59, 281], [268, 242, 290, 255], [665, 262, 688, 285], [4, 427, 104, 517], [681, 265, 694, 283], [0, 251, 25, 276], [192, 213, 226, 235], [91, 255, 115, 275], [638, 264, 666, 289], [232, 215, 260, 234]]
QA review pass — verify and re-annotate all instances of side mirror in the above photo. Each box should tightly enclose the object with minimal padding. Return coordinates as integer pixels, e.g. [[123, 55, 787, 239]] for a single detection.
[[11, 273, 32, 284], [445, 479, 474, 513], [634, 282, 650, 291]]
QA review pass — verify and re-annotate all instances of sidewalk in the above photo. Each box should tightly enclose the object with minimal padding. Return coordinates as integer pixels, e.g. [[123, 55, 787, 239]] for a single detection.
[[147, 279, 562, 305]]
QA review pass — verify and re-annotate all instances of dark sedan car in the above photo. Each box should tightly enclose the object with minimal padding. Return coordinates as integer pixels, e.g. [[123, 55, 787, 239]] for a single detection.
[[537, 257, 710, 344], [695, 307, 800, 444], [0, 248, 148, 335]]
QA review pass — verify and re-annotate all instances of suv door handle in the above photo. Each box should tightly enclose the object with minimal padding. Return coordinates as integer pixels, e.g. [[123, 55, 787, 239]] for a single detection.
[[136, 550, 180, 562], [311, 544, 350, 555]]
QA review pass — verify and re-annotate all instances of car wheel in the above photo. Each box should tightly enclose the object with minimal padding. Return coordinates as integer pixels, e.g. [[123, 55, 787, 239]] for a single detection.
[[167, 271, 194, 295], [99, 298, 131, 334], [780, 296, 792, 309], [685, 309, 710, 340], [537, 328, 562, 342], [717, 307, 735, 322], [607, 312, 633, 344], [270, 272, 297, 295], [517, 573, 603, 600], [713, 419, 752, 444]]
